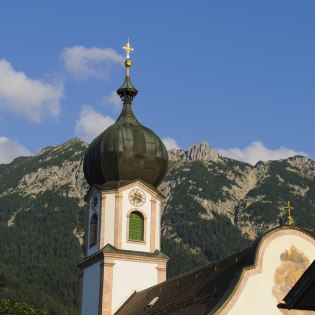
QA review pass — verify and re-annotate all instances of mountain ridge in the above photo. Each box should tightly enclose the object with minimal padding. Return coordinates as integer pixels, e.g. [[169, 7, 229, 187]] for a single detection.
[[0, 138, 314, 314]]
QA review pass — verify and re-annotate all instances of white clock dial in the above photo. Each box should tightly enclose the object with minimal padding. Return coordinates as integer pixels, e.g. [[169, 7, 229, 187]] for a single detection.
[[128, 188, 146, 207]]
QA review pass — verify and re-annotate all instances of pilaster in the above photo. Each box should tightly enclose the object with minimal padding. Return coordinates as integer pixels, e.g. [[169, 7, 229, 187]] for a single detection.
[[114, 192, 122, 248], [156, 261, 167, 283], [99, 258, 115, 315], [99, 194, 106, 250], [150, 198, 157, 252]]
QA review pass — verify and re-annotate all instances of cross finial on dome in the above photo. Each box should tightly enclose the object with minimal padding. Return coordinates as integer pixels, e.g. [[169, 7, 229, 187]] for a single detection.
[[123, 39, 134, 60], [117, 39, 138, 105], [283, 201, 294, 225]]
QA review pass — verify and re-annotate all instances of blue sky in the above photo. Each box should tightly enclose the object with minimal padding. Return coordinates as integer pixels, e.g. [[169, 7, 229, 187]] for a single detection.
[[0, 1, 314, 164]]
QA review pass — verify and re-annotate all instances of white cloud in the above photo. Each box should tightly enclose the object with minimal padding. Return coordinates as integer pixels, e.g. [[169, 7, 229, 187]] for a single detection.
[[75, 105, 115, 143], [102, 90, 122, 111], [61, 46, 124, 79], [0, 136, 30, 164], [162, 137, 180, 150], [218, 141, 308, 165], [0, 59, 63, 123]]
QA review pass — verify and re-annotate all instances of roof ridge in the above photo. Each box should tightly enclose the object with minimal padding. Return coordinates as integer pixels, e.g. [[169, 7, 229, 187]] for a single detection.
[[137, 246, 251, 295]]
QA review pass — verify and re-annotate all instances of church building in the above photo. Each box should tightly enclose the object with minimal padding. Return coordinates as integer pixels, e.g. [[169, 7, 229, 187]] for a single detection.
[[79, 42, 315, 315]]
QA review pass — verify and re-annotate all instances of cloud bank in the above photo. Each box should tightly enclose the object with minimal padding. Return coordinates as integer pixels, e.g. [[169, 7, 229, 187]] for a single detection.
[[61, 46, 124, 79], [218, 141, 308, 165], [162, 137, 180, 150], [102, 90, 122, 111], [75, 105, 115, 143], [0, 59, 63, 123], [0, 136, 30, 164]]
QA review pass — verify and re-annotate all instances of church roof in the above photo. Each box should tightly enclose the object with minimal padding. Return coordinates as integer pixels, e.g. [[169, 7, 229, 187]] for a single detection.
[[115, 226, 315, 315], [78, 244, 169, 270], [103, 244, 169, 260], [278, 259, 315, 311], [114, 247, 254, 315]]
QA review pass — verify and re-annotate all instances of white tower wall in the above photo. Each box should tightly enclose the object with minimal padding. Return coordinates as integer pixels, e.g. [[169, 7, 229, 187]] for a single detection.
[[81, 262, 101, 315], [111, 260, 158, 313], [80, 181, 168, 315]]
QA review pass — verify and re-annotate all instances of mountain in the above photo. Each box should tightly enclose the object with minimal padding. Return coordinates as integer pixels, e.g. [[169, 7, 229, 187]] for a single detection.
[[0, 139, 88, 315], [0, 138, 314, 314], [160, 143, 315, 275]]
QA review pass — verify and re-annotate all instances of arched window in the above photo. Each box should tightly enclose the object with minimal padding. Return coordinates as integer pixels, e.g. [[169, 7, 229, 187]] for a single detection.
[[129, 211, 144, 241], [89, 214, 98, 247]]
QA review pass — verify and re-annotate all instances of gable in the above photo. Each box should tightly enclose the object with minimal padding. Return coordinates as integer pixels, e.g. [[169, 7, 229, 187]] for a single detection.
[[219, 227, 315, 315]]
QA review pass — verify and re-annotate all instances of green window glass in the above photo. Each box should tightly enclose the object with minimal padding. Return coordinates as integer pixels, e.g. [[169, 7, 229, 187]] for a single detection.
[[129, 212, 144, 241]]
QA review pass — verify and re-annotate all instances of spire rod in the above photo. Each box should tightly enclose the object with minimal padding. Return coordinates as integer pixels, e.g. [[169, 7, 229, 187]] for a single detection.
[[117, 39, 138, 105], [122, 39, 134, 78]]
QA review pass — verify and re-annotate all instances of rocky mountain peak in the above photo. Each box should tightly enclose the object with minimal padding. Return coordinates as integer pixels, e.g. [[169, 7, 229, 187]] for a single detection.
[[168, 148, 187, 161], [34, 138, 87, 158], [186, 142, 219, 161], [287, 155, 312, 166], [168, 142, 219, 162], [52, 137, 88, 153], [62, 137, 86, 147], [34, 146, 54, 157], [286, 155, 315, 179]]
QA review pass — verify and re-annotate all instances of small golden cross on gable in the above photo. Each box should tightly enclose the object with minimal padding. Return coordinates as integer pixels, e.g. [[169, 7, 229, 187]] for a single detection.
[[283, 201, 294, 226], [123, 40, 134, 59]]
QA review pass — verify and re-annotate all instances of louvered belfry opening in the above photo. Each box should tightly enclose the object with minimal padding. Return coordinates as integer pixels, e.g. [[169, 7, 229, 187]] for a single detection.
[[89, 214, 98, 247], [129, 211, 144, 241]]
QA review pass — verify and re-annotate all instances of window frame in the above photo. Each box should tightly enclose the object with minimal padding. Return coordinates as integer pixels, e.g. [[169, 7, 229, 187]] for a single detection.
[[126, 209, 147, 244]]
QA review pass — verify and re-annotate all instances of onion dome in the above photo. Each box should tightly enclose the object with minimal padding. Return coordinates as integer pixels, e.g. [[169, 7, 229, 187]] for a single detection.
[[83, 41, 168, 189]]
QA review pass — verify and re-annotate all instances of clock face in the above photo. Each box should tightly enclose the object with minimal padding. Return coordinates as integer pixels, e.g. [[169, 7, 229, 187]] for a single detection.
[[128, 188, 146, 207]]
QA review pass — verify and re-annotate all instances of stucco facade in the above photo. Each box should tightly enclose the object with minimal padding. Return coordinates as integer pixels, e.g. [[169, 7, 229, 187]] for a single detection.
[[80, 181, 168, 315], [81, 262, 101, 315], [218, 228, 315, 315]]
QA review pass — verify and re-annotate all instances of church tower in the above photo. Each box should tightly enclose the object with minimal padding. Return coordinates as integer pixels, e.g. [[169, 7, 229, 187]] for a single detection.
[[79, 41, 169, 315]]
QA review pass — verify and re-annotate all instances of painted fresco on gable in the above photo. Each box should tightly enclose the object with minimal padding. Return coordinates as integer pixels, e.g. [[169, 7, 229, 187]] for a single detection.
[[272, 245, 310, 314]]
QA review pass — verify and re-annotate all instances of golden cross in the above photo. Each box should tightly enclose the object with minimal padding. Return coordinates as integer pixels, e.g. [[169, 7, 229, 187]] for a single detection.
[[283, 201, 294, 226], [123, 40, 134, 59]]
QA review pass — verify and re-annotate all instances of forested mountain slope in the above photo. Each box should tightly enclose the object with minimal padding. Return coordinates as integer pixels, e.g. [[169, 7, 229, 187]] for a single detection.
[[0, 138, 314, 314]]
